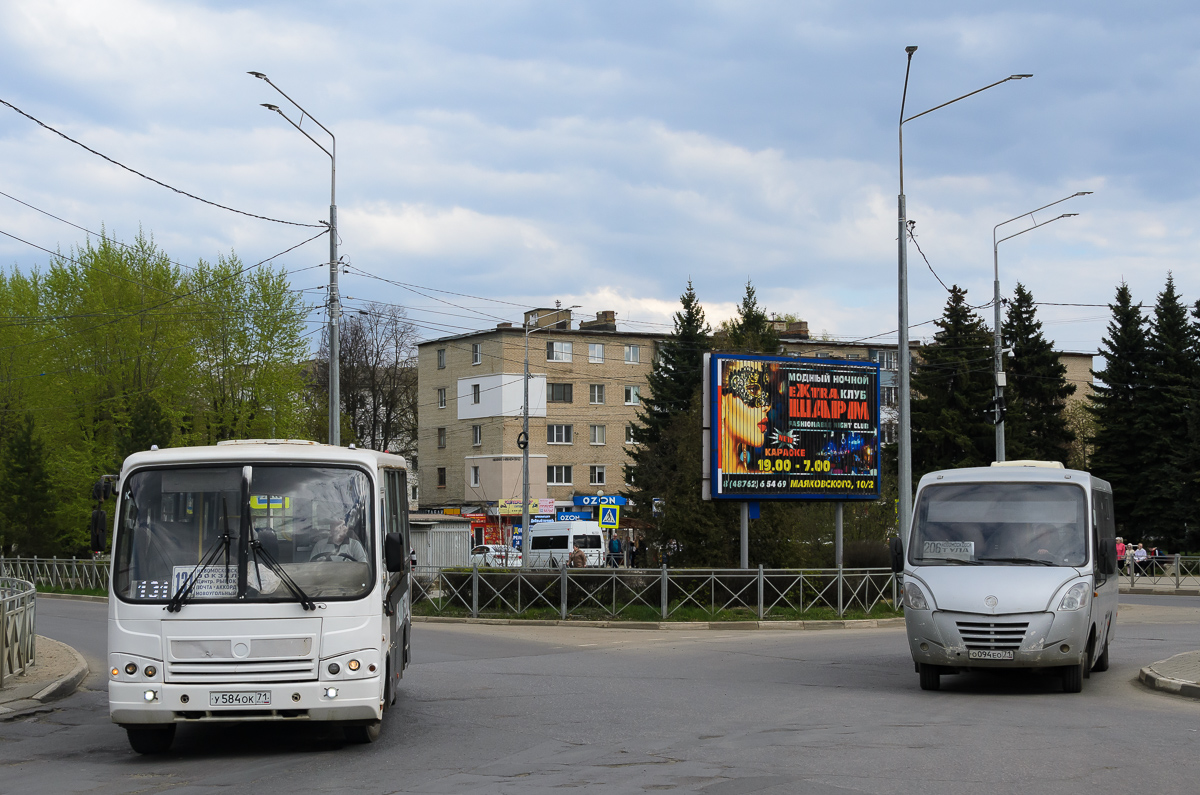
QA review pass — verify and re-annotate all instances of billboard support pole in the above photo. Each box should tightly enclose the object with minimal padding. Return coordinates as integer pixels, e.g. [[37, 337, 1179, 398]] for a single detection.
[[835, 501, 844, 568], [740, 502, 749, 569]]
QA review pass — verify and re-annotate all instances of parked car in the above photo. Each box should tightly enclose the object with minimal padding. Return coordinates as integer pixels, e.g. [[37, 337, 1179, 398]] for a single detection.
[[469, 544, 523, 568]]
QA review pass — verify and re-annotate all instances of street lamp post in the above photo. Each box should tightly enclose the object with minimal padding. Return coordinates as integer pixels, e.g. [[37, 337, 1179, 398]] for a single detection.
[[520, 307, 578, 567], [992, 192, 1090, 460], [897, 48, 1030, 541], [249, 71, 342, 445]]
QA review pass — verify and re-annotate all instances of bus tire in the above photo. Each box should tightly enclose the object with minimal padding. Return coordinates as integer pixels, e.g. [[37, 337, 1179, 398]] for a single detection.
[[126, 725, 175, 754], [918, 663, 940, 691], [1093, 640, 1110, 673], [1062, 659, 1085, 693], [345, 720, 382, 744]]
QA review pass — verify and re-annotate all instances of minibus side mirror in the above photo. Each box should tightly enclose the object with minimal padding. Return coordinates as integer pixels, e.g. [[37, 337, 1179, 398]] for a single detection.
[[889, 537, 905, 573], [384, 532, 406, 573]]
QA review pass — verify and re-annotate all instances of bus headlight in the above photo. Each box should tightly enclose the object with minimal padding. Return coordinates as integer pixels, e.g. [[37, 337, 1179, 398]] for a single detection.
[[143, 690, 158, 703], [904, 582, 929, 611], [1059, 582, 1089, 611]]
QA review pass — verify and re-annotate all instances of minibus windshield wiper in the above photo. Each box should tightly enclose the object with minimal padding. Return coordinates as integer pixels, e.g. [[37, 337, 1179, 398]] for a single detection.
[[977, 556, 1057, 567], [166, 498, 235, 613], [249, 537, 316, 611], [915, 557, 981, 565]]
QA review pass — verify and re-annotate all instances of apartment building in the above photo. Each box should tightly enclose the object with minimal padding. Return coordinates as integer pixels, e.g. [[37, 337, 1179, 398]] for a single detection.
[[417, 309, 663, 514]]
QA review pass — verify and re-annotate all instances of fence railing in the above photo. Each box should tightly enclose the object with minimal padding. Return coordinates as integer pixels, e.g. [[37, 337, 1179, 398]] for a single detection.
[[411, 565, 901, 621], [1, 577, 36, 685], [0, 556, 110, 593], [1123, 554, 1200, 590]]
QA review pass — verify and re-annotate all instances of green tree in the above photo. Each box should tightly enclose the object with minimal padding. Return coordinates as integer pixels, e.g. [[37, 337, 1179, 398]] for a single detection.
[[910, 286, 994, 477], [1002, 283, 1076, 462], [634, 280, 711, 447], [0, 413, 56, 554], [723, 280, 779, 354], [1087, 282, 1147, 534]]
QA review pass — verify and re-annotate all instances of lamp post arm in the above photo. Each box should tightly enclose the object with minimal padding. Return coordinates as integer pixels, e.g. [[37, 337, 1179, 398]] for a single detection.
[[993, 192, 1091, 258], [903, 74, 1030, 126], [269, 108, 332, 161], [996, 212, 1077, 249]]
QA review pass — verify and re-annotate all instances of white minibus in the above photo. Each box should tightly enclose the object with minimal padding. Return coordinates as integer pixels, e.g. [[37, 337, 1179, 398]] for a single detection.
[[525, 521, 605, 568], [108, 440, 413, 753], [891, 461, 1119, 692]]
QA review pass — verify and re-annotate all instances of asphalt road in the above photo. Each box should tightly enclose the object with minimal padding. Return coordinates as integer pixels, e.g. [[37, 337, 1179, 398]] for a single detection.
[[7, 597, 1200, 795]]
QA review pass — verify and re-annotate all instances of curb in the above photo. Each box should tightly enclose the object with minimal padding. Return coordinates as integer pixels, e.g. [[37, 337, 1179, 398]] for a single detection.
[[1121, 587, 1200, 596], [1139, 656, 1200, 700], [32, 640, 89, 703], [414, 615, 907, 631]]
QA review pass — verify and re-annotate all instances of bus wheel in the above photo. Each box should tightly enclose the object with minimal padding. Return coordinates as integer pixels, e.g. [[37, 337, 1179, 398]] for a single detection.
[[1062, 660, 1085, 693], [345, 721, 382, 744], [1093, 640, 1110, 673], [126, 725, 175, 754], [918, 664, 940, 691]]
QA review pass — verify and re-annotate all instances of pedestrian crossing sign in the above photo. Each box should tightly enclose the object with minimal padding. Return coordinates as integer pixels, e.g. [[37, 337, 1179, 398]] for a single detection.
[[599, 506, 620, 528]]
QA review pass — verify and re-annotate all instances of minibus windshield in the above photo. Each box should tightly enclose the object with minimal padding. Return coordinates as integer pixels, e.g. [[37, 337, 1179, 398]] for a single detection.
[[910, 482, 1088, 567], [113, 465, 374, 603]]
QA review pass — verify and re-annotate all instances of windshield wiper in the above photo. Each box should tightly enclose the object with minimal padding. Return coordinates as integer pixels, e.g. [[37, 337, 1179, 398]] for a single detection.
[[977, 556, 1057, 567], [166, 498, 235, 613], [249, 537, 316, 611], [917, 558, 982, 565]]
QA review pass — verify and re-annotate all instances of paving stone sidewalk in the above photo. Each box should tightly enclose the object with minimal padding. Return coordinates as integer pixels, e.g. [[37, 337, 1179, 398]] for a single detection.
[[0, 636, 89, 716], [1139, 651, 1200, 700]]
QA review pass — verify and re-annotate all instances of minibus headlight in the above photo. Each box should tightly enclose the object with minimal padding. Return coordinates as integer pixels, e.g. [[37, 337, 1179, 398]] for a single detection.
[[904, 582, 929, 611], [1059, 582, 1089, 611]]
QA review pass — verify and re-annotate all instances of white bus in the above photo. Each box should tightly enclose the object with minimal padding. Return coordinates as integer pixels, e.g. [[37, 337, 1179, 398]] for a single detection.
[[108, 440, 413, 753], [525, 521, 606, 568]]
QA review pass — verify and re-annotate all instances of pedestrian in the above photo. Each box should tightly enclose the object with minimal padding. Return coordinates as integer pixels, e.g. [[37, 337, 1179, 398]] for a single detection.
[[608, 534, 621, 567], [569, 543, 586, 569], [1115, 537, 1125, 571], [1134, 543, 1148, 575], [409, 547, 418, 570]]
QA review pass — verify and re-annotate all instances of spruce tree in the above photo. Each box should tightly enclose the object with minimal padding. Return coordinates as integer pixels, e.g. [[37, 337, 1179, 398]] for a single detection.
[[910, 286, 995, 477], [1088, 283, 1147, 535], [1, 413, 55, 554], [724, 280, 780, 353], [1002, 283, 1076, 462]]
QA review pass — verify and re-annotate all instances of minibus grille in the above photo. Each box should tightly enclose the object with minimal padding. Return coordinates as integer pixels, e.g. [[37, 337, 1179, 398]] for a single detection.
[[166, 659, 318, 683], [956, 620, 1029, 650]]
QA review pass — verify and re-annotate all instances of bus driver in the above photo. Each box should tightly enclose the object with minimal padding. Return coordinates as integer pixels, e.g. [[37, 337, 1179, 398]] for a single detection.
[[310, 521, 368, 563]]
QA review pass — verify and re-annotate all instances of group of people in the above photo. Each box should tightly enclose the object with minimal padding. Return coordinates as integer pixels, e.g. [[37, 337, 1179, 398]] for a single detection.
[[1116, 537, 1164, 574], [606, 534, 640, 567]]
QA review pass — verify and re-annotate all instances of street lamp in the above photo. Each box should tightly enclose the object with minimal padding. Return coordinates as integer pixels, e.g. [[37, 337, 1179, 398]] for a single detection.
[[897, 47, 1030, 541], [992, 192, 1090, 460], [520, 306, 579, 567], [249, 71, 342, 445]]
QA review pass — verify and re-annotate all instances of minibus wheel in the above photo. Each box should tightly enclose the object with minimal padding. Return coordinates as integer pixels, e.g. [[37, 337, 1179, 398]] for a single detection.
[[1093, 641, 1110, 673], [345, 720, 382, 744], [918, 664, 940, 691], [126, 725, 175, 754], [1062, 659, 1085, 693]]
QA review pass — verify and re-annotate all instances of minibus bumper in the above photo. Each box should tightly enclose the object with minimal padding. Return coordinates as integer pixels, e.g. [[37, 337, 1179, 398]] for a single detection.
[[905, 608, 1090, 670], [110, 677, 382, 725]]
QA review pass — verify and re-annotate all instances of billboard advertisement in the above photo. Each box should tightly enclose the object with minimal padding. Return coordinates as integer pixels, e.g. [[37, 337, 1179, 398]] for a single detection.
[[705, 353, 881, 501]]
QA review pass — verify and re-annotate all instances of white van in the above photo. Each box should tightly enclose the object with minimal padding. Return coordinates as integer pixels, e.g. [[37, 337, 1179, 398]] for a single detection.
[[890, 461, 1119, 693], [526, 521, 606, 568]]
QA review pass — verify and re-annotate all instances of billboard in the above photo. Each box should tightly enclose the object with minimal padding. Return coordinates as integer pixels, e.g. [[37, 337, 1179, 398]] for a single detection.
[[704, 353, 881, 501]]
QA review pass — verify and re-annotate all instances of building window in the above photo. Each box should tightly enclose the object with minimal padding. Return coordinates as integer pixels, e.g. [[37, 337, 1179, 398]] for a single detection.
[[626, 423, 636, 444], [472, 384, 481, 404], [590, 425, 605, 445], [882, 422, 897, 446], [411, 485, 418, 501], [546, 341, 572, 362], [547, 465, 572, 485], [589, 384, 605, 404], [436, 428, 447, 448], [547, 383, 573, 403], [875, 350, 898, 371], [472, 425, 482, 446], [624, 345, 640, 364], [470, 466, 480, 487], [588, 343, 604, 363], [437, 388, 446, 409], [547, 424, 573, 444], [471, 343, 482, 365], [437, 348, 446, 369], [437, 467, 447, 487], [882, 386, 898, 408], [590, 466, 606, 486], [624, 385, 640, 405]]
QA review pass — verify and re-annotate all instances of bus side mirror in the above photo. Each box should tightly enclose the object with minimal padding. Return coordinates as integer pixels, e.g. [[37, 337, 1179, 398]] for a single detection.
[[384, 532, 406, 573], [889, 537, 905, 573]]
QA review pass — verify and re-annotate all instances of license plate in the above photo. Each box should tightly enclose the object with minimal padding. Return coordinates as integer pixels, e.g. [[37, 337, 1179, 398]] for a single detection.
[[968, 650, 1014, 660], [209, 690, 272, 706]]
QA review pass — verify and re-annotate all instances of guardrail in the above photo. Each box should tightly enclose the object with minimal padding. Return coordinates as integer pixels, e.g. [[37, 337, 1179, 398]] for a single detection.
[[411, 565, 901, 621], [1124, 554, 1200, 590], [0, 556, 110, 593], [1, 577, 36, 685]]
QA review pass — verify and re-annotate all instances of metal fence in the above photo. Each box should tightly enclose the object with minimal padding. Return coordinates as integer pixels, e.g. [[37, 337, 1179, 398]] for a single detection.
[[0, 556, 110, 593], [1, 577, 36, 685], [411, 565, 901, 620], [1123, 554, 1200, 590]]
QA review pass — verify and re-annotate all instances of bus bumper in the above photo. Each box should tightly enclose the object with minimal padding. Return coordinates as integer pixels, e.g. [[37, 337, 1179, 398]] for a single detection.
[[110, 677, 382, 725], [905, 609, 1091, 670]]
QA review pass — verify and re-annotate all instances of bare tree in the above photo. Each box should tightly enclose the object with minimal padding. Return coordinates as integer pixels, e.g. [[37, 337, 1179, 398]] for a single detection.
[[315, 303, 418, 455]]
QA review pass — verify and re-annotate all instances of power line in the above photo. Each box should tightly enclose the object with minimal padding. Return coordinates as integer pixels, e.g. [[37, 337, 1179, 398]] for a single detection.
[[0, 97, 323, 229]]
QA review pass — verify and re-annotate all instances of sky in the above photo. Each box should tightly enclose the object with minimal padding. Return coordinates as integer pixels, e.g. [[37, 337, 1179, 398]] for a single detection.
[[2, 1, 1199, 354]]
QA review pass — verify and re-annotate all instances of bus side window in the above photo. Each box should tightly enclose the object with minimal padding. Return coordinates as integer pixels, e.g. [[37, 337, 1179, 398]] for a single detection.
[[384, 469, 411, 572], [397, 469, 411, 560]]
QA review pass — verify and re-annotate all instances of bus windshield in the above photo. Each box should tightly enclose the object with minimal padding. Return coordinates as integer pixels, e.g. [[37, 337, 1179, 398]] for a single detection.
[[113, 465, 374, 603], [910, 482, 1088, 568]]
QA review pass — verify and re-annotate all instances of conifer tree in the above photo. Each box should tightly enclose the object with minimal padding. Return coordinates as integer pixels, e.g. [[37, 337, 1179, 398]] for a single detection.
[[0, 413, 55, 554], [1002, 283, 1076, 462], [724, 280, 780, 353], [1088, 283, 1147, 534], [633, 280, 711, 447], [910, 286, 994, 477]]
